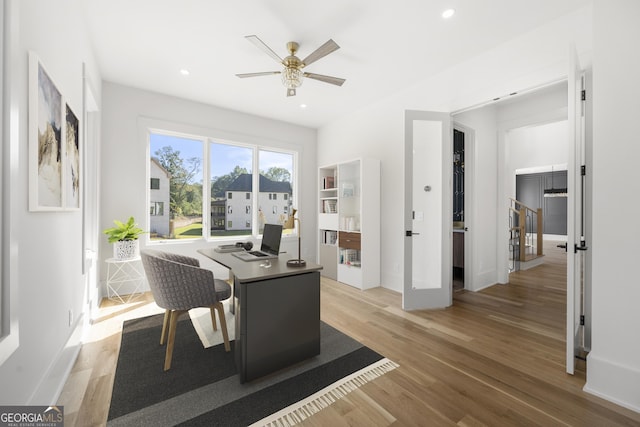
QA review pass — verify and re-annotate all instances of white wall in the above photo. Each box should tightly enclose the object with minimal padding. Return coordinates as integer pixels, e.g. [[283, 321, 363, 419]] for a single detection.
[[318, 6, 591, 294], [584, 0, 640, 412], [453, 106, 499, 291], [100, 83, 317, 290], [0, 0, 102, 404], [507, 121, 568, 175]]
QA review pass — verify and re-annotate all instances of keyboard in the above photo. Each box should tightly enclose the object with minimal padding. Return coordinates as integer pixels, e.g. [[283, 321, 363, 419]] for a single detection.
[[248, 251, 268, 257]]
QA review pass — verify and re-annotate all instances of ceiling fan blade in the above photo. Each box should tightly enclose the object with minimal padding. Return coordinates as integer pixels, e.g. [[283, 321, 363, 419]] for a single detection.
[[236, 71, 281, 78], [245, 35, 283, 64], [286, 88, 296, 97], [301, 39, 340, 67], [304, 72, 345, 86]]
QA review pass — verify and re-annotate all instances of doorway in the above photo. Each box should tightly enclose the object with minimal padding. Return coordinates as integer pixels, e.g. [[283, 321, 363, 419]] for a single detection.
[[452, 127, 467, 292]]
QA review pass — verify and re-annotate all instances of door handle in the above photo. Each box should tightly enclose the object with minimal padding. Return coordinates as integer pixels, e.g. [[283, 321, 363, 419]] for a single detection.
[[405, 231, 420, 236], [574, 243, 589, 253]]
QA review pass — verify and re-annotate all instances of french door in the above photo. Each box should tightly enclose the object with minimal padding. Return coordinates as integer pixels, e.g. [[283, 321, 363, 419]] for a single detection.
[[403, 111, 452, 310]]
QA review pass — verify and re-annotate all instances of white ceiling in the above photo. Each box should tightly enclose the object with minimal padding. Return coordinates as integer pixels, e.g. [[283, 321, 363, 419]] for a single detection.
[[81, 0, 589, 128]]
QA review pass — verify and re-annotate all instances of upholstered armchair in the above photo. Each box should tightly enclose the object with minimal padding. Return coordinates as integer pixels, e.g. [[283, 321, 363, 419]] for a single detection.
[[140, 249, 231, 371]]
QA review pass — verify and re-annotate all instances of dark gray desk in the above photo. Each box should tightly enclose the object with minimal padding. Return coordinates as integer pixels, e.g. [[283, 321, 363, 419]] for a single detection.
[[198, 249, 322, 382]]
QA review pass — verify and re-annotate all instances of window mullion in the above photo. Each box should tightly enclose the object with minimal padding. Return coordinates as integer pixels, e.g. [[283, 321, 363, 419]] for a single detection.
[[252, 146, 259, 236], [202, 138, 210, 238]]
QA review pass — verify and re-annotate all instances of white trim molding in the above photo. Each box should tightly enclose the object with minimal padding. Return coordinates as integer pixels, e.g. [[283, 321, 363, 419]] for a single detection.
[[584, 352, 640, 413], [0, 0, 20, 367]]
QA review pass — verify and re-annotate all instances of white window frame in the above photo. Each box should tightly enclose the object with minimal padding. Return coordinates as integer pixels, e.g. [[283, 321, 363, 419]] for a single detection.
[[142, 118, 299, 244]]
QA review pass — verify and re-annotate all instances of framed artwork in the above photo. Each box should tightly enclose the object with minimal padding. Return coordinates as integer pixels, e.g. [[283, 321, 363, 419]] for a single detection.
[[29, 52, 81, 211], [65, 104, 80, 210]]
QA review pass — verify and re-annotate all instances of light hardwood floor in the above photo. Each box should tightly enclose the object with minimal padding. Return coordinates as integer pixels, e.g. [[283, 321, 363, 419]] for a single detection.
[[58, 243, 640, 426]]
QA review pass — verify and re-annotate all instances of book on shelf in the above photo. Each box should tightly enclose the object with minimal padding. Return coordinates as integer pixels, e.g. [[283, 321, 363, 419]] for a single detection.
[[322, 176, 335, 189], [321, 230, 337, 245], [323, 199, 337, 213]]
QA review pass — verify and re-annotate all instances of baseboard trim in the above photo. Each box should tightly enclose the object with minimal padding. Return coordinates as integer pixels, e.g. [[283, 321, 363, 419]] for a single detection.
[[28, 313, 84, 405], [471, 281, 497, 292], [584, 352, 640, 413], [470, 270, 497, 292]]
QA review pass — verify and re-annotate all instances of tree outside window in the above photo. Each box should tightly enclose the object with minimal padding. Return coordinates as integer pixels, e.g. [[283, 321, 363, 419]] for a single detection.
[[148, 130, 295, 240], [150, 133, 203, 240]]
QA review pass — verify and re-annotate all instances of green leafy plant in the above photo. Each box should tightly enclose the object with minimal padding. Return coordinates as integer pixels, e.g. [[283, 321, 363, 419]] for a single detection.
[[103, 216, 146, 243]]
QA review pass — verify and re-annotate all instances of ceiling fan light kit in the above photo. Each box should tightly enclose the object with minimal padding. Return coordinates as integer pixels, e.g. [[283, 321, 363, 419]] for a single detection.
[[237, 35, 345, 97]]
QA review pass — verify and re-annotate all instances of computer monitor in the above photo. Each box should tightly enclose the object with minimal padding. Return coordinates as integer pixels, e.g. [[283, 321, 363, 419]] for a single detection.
[[260, 224, 283, 255]]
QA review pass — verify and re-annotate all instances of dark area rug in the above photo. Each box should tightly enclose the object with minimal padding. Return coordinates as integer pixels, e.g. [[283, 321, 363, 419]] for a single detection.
[[107, 313, 395, 426]]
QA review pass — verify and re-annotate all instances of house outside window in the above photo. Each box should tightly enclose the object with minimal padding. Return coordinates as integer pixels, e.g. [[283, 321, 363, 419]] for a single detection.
[[148, 130, 295, 240], [149, 157, 172, 238]]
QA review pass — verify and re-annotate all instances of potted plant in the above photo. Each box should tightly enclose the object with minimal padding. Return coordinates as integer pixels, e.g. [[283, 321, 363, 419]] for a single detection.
[[103, 216, 146, 260]]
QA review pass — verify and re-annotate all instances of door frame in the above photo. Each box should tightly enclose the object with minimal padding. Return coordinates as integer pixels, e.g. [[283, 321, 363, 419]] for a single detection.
[[566, 46, 588, 375], [496, 102, 569, 284], [453, 122, 475, 291]]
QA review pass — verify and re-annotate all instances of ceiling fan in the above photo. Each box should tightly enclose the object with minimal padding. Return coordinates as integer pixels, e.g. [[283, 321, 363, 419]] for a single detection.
[[236, 35, 346, 97]]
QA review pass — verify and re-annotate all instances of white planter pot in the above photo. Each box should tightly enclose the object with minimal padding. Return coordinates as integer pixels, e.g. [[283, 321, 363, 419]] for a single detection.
[[113, 240, 140, 260]]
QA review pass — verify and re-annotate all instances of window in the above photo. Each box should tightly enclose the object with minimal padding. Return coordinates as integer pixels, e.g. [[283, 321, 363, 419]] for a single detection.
[[259, 150, 293, 233], [150, 202, 164, 216], [149, 133, 203, 240], [210, 141, 253, 237], [149, 129, 295, 241]]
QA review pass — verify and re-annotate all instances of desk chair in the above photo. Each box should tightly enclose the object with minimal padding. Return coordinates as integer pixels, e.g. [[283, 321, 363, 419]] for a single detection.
[[140, 249, 231, 371]]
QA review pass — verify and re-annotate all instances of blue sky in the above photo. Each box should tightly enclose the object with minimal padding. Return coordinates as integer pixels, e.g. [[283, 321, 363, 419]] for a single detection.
[[150, 133, 292, 184]]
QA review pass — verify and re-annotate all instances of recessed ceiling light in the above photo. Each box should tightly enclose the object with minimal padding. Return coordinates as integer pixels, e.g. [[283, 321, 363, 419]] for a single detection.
[[442, 9, 455, 19], [300, 104, 307, 109], [180, 69, 190, 76]]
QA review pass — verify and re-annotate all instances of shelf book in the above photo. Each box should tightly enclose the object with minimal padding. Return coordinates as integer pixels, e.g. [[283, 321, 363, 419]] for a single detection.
[[317, 158, 380, 289]]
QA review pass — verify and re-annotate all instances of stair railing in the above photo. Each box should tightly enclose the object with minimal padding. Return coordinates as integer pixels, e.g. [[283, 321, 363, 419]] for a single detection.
[[509, 198, 543, 267]]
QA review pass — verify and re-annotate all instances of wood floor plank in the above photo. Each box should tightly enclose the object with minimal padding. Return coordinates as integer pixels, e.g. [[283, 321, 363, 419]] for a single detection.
[[56, 242, 640, 426]]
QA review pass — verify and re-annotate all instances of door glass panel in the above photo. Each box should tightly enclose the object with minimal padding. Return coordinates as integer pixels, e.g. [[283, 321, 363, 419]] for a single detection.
[[412, 120, 442, 289]]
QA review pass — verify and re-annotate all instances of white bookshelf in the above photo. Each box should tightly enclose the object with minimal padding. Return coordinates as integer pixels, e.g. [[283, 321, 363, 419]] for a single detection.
[[317, 158, 380, 289]]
